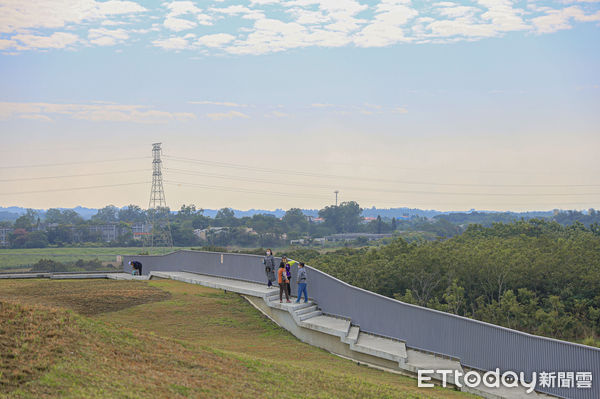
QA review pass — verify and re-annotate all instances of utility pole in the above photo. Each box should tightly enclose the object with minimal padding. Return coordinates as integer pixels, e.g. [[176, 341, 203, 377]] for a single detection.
[[145, 143, 173, 248], [334, 190, 339, 207]]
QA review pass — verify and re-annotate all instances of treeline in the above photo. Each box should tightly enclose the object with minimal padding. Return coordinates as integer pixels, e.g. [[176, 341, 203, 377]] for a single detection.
[[289, 220, 600, 346], [2, 203, 599, 248]]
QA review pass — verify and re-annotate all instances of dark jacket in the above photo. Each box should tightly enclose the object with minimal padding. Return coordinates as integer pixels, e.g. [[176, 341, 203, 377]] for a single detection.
[[297, 267, 307, 284], [263, 255, 276, 281]]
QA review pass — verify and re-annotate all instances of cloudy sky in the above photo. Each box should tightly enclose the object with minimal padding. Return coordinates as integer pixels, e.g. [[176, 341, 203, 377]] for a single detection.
[[0, 0, 599, 212]]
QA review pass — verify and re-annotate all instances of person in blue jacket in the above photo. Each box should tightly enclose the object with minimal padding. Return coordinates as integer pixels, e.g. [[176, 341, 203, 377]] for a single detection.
[[296, 262, 308, 303]]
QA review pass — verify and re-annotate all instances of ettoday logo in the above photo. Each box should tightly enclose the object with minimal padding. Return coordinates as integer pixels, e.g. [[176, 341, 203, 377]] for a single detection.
[[418, 369, 593, 392]]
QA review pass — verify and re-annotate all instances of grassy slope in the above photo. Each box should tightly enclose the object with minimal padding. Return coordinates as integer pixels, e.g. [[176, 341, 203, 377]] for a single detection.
[[0, 279, 474, 399]]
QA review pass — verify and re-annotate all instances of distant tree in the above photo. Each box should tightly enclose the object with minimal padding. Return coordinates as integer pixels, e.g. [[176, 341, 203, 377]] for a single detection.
[[248, 214, 283, 235], [391, 217, 397, 231], [118, 204, 146, 223], [31, 258, 63, 272], [171, 223, 199, 246], [92, 205, 119, 223], [14, 209, 38, 230], [283, 208, 309, 233], [192, 214, 211, 230], [215, 208, 236, 227], [148, 206, 171, 220], [178, 204, 200, 217], [24, 231, 48, 248], [319, 201, 362, 233], [47, 225, 73, 245], [45, 208, 83, 225], [9, 228, 28, 248], [45, 208, 63, 224]]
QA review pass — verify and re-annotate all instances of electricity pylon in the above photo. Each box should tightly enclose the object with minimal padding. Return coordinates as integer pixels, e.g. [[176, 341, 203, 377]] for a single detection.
[[145, 143, 173, 248]]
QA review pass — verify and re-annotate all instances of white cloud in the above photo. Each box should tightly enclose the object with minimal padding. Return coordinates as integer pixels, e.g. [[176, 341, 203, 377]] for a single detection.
[[165, 1, 202, 17], [0, 0, 146, 34], [189, 100, 248, 107], [0, 38, 16, 50], [250, 0, 280, 5], [164, 16, 197, 31], [478, 0, 528, 32], [532, 6, 600, 33], [0, 102, 196, 123], [196, 33, 235, 47], [12, 32, 79, 50], [310, 103, 336, 108], [205, 110, 250, 120], [354, 2, 417, 47], [210, 5, 263, 19], [152, 36, 190, 50], [1, 0, 599, 55], [88, 28, 129, 46], [162, 1, 212, 31], [265, 110, 289, 117], [18, 114, 54, 122]]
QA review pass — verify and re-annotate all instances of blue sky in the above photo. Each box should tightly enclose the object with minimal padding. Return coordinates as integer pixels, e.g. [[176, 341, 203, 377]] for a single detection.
[[0, 0, 599, 211]]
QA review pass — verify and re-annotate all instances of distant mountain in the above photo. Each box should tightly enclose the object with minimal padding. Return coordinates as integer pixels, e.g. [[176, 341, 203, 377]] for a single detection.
[[0, 205, 558, 223]]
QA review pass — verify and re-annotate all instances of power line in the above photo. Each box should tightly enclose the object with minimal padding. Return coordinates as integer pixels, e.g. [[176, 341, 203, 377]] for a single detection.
[[164, 180, 598, 207], [0, 157, 150, 169], [163, 155, 600, 188], [0, 182, 149, 196], [0, 169, 147, 182], [164, 180, 333, 200], [164, 168, 599, 197]]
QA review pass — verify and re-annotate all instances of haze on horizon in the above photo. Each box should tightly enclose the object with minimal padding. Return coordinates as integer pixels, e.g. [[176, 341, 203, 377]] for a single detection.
[[1, 0, 599, 213]]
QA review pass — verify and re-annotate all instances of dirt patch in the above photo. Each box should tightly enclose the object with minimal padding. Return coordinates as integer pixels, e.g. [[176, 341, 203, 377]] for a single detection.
[[0, 301, 81, 392], [0, 279, 171, 315]]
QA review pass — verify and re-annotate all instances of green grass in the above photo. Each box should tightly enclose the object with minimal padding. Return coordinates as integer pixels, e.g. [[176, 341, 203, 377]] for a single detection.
[[0, 247, 194, 270], [0, 278, 475, 399]]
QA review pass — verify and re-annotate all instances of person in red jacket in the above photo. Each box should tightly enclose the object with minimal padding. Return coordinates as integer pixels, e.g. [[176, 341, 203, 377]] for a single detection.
[[278, 263, 291, 303]]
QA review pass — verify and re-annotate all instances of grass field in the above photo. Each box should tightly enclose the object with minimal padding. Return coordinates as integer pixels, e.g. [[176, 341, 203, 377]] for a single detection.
[[0, 278, 475, 399], [0, 247, 187, 271]]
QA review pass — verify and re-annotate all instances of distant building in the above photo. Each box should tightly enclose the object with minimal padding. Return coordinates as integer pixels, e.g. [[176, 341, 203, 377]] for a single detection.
[[193, 227, 227, 241], [87, 224, 122, 242], [0, 228, 12, 247], [132, 223, 151, 240], [307, 216, 324, 224], [361, 217, 377, 224]]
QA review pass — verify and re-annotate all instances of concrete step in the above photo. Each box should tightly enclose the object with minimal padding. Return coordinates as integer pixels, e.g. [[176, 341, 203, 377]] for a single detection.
[[351, 332, 407, 364], [155, 271, 272, 297], [299, 310, 323, 321], [301, 314, 352, 338], [296, 304, 318, 315], [344, 326, 360, 344]]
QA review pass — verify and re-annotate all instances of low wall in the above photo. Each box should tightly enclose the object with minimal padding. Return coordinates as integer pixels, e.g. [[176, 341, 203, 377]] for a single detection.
[[122, 250, 600, 399]]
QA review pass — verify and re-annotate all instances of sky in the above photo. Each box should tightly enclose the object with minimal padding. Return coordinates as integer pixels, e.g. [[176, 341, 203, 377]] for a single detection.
[[0, 0, 599, 212]]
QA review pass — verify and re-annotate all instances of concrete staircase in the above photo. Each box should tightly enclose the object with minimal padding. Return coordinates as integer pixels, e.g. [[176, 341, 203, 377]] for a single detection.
[[146, 271, 547, 399]]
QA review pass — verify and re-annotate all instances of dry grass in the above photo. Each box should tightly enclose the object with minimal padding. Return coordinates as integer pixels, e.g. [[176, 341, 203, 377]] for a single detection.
[[0, 302, 79, 391], [0, 279, 170, 316], [0, 278, 475, 399]]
